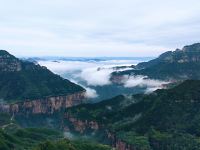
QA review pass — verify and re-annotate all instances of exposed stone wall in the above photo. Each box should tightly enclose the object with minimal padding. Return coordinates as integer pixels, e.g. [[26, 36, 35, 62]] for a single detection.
[[0, 53, 21, 72], [107, 132, 138, 150], [0, 92, 85, 114], [64, 113, 137, 150], [64, 113, 99, 133]]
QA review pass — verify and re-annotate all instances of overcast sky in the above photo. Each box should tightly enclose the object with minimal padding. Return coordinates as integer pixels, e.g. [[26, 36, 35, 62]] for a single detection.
[[0, 0, 200, 57]]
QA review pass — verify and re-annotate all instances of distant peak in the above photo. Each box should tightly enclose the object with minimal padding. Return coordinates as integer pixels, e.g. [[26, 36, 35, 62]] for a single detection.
[[0, 50, 19, 61], [0, 50, 21, 72], [182, 43, 200, 52], [0, 50, 11, 55]]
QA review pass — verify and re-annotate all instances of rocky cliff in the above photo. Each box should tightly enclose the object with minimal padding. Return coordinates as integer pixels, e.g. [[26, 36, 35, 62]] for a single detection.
[[63, 112, 100, 133], [107, 132, 137, 150], [0, 50, 22, 72], [0, 91, 85, 115], [62, 80, 200, 149], [63, 112, 137, 150]]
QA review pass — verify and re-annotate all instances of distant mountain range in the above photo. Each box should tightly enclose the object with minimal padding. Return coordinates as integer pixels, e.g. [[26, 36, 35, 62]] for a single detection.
[[23, 56, 153, 62], [112, 43, 200, 80]]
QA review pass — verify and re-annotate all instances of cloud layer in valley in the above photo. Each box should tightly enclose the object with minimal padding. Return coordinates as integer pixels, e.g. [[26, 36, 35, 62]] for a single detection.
[[38, 59, 169, 97], [38, 59, 139, 86], [65, 78, 98, 99], [84, 87, 98, 99], [79, 68, 113, 86], [123, 75, 169, 93], [38, 58, 141, 98]]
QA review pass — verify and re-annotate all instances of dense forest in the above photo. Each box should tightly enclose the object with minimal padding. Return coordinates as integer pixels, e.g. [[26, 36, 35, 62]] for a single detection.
[[0, 113, 111, 150], [66, 80, 200, 149]]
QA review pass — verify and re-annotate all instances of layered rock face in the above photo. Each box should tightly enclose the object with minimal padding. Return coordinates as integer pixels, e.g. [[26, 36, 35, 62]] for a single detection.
[[0, 92, 85, 115], [0, 50, 21, 72], [63, 113, 99, 133], [108, 133, 135, 150], [64, 113, 136, 150]]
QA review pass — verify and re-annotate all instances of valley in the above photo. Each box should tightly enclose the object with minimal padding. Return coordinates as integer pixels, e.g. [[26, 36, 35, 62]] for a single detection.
[[1, 43, 200, 150], [1, 0, 199, 149]]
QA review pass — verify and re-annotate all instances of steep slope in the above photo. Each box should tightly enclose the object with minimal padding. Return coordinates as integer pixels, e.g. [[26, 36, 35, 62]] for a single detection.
[[0, 50, 85, 103], [0, 113, 111, 150], [112, 43, 200, 80], [65, 80, 200, 150]]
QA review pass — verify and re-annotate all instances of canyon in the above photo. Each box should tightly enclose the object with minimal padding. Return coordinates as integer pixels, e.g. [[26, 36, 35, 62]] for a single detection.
[[2, 44, 200, 149], [0, 96, 134, 150]]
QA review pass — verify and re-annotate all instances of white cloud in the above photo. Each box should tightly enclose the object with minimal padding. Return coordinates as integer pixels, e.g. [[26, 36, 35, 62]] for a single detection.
[[59, 77, 98, 99], [80, 68, 113, 86], [38, 59, 144, 97], [84, 87, 98, 99], [38, 60, 95, 74], [39, 60, 169, 92], [38, 59, 139, 73], [123, 75, 169, 93]]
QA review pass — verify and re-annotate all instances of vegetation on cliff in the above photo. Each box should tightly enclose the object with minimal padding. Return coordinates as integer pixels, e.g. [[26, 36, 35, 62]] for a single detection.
[[34, 139, 111, 150], [0, 113, 111, 150], [112, 43, 200, 80], [66, 80, 200, 149], [3, 44, 200, 149]]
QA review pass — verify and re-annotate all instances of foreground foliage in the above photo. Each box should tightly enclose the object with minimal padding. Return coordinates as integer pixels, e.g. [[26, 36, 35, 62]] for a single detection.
[[0, 113, 111, 150]]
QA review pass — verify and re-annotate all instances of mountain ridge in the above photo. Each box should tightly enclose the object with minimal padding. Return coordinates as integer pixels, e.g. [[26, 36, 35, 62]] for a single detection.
[[112, 43, 200, 80], [0, 50, 85, 103], [64, 80, 200, 150]]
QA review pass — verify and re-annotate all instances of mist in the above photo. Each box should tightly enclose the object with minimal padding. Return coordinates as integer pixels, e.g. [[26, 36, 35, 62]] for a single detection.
[[37, 57, 163, 101], [123, 75, 169, 93], [79, 67, 113, 86]]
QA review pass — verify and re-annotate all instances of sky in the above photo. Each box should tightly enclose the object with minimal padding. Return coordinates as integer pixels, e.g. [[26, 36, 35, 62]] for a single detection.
[[0, 0, 200, 57]]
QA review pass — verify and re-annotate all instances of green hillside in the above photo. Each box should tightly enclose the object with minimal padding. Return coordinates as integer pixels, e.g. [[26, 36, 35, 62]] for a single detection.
[[0, 50, 85, 103], [0, 113, 111, 150], [66, 80, 200, 149], [112, 43, 200, 80]]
